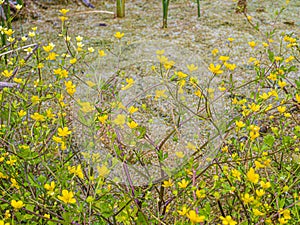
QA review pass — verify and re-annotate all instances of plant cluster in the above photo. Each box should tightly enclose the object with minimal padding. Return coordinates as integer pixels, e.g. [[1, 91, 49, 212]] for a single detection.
[[0, 1, 299, 225]]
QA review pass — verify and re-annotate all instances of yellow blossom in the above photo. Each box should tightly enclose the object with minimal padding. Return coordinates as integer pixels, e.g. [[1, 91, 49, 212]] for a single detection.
[[242, 193, 254, 204], [187, 210, 205, 224], [155, 90, 167, 100], [98, 50, 106, 57], [277, 106, 286, 113], [196, 189, 206, 198], [177, 206, 188, 216], [178, 179, 188, 188], [114, 31, 124, 39], [58, 127, 72, 137], [175, 151, 184, 158], [162, 178, 173, 188], [260, 181, 271, 189], [228, 37, 235, 42], [80, 101, 94, 113], [1, 70, 13, 78], [187, 64, 198, 72], [219, 55, 230, 61], [127, 121, 138, 129], [256, 189, 265, 197], [98, 115, 108, 124], [253, 208, 264, 216], [18, 110, 27, 117], [58, 190, 76, 204], [247, 168, 259, 184], [295, 94, 300, 103], [208, 63, 223, 74], [113, 114, 126, 126], [248, 41, 256, 48], [231, 169, 241, 181], [31, 113, 45, 122], [235, 120, 245, 129], [211, 48, 219, 55], [97, 165, 110, 178], [59, 9, 70, 15], [68, 165, 84, 179], [121, 78, 135, 90], [220, 215, 237, 225], [156, 49, 165, 55], [70, 58, 77, 64], [11, 200, 25, 210]]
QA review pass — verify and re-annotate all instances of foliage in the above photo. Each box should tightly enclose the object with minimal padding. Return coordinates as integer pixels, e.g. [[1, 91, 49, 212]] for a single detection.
[[0, 1, 299, 224]]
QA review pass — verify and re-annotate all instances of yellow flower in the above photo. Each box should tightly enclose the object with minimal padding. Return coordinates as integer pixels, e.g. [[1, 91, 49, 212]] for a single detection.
[[274, 56, 283, 61], [127, 121, 138, 129], [278, 218, 288, 224], [47, 52, 59, 60], [256, 189, 265, 197], [175, 151, 184, 158], [187, 210, 205, 224], [178, 179, 188, 189], [211, 48, 219, 56], [253, 208, 264, 216], [28, 31, 35, 37], [1, 70, 13, 77], [43, 43, 55, 52], [228, 37, 235, 42], [155, 90, 167, 100], [80, 101, 94, 113], [4, 29, 14, 36], [177, 206, 188, 216], [156, 49, 165, 55], [231, 169, 241, 181], [196, 189, 206, 198], [68, 165, 84, 179], [31, 113, 45, 122], [224, 62, 236, 71], [187, 64, 198, 72], [235, 120, 245, 129], [98, 115, 108, 124], [114, 31, 124, 39], [277, 106, 286, 113], [59, 9, 70, 15], [157, 55, 168, 64], [11, 200, 25, 210], [285, 56, 294, 63], [248, 41, 256, 48], [177, 71, 188, 79], [296, 94, 300, 103], [242, 193, 254, 204], [208, 64, 223, 74], [121, 78, 135, 90], [70, 58, 77, 64], [162, 178, 173, 188], [260, 181, 271, 189], [58, 190, 76, 204], [219, 55, 230, 61], [128, 106, 138, 114], [97, 165, 110, 178], [18, 110, 27, 117], [44, 181, 55, 195], [98, 50, 106, 57], [58, 127, 72, 137], [220, 215, 237, 225], [88, 47, 94, 53], [247, 168, 259, 184], [248, 103, 260, 112], [113, 114, 126, 126]]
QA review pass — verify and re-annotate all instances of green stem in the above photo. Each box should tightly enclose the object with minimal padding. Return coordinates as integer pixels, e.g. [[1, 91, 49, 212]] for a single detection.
[[116, 0, 125, 18], [162, 0, 169, 28], [197, 0, 200, 18]]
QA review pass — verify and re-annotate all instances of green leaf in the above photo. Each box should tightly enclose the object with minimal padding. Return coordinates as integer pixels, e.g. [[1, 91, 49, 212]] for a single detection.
[[268, 50, 274, 62], [263, 134, 275, 147]]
